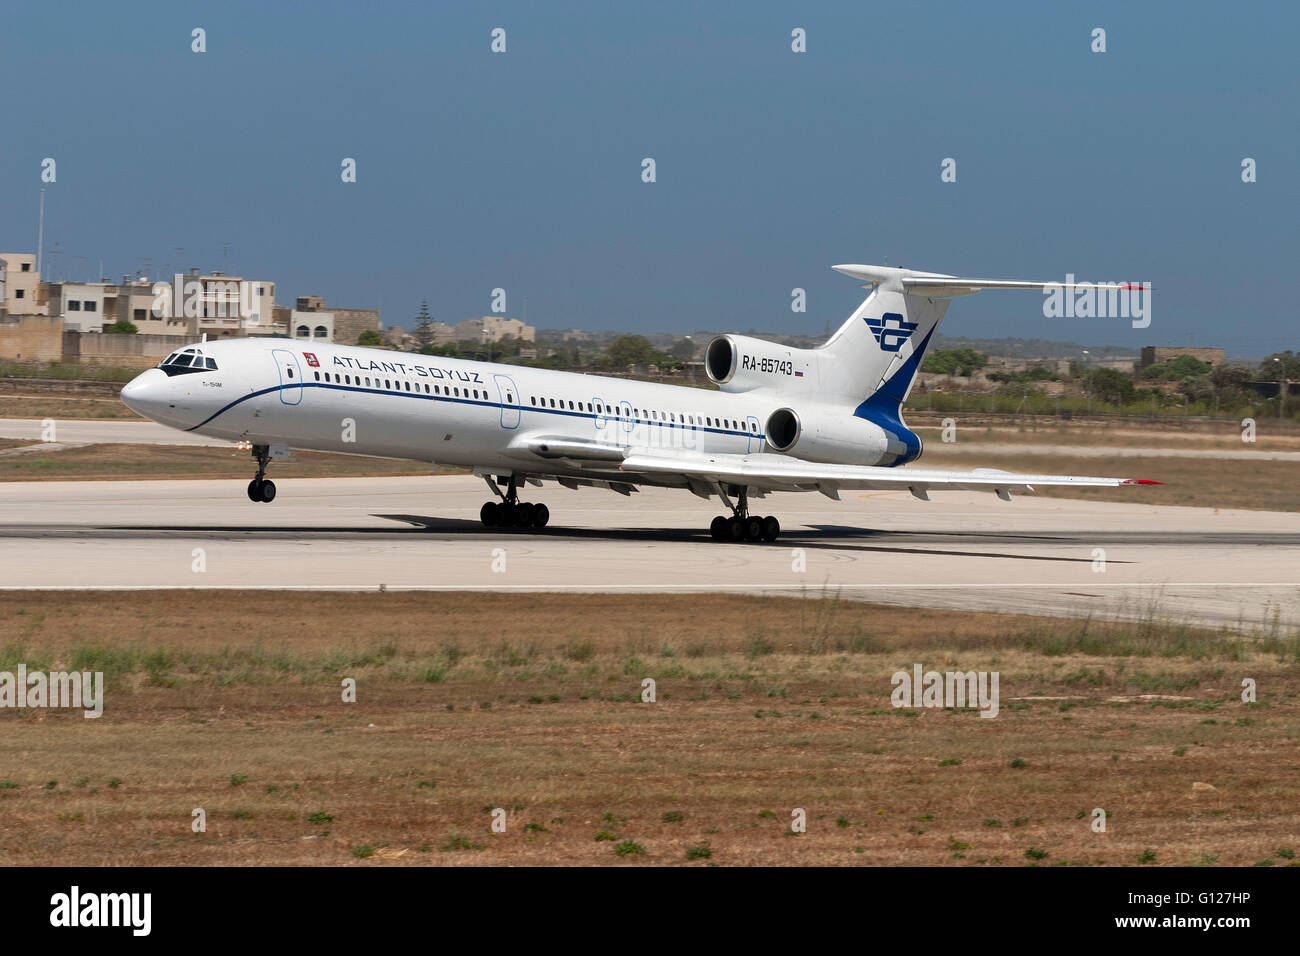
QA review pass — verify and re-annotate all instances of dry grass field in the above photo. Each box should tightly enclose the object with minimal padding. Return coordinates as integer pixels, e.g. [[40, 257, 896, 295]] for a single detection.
[[1, 591, 1297, 866]]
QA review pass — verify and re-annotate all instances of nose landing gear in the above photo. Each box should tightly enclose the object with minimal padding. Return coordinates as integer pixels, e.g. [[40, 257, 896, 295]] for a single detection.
[[246, 444, 277, 503]]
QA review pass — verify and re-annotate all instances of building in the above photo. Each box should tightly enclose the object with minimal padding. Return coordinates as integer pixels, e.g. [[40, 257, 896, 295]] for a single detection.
[[454, 315, 536, 344], [0, 253, 45, 316], [1140, 346, 1225, 368], [289, 310, 334, 342], [44, 281, 114, 332], [380, 324, 411, 349], [166, 270, 280, 337], [110, 278, 196, 335], [295, 295, 379, 345], [41, 277, 196, 336]]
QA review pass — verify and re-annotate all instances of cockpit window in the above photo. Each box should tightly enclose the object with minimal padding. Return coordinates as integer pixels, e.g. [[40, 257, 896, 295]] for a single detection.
[[159, 347, 217, 376]]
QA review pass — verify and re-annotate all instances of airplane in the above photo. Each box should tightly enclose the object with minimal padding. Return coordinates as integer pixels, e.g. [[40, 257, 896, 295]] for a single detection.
[[119, 263, 1159, 542]]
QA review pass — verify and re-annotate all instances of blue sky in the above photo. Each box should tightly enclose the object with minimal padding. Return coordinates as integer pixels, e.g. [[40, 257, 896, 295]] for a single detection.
[[2, 1, 1295, 354]]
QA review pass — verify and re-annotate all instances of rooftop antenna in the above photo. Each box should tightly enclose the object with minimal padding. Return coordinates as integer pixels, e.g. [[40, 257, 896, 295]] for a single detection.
[[35, 188, 45, 275]]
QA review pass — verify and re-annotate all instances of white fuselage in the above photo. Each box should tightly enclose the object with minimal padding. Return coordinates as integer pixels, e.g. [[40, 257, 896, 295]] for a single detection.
[[121, 338, 897, 479]]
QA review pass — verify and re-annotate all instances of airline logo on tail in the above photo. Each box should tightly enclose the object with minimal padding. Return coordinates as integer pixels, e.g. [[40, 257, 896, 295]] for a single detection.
[[864, 312, 918, 352]]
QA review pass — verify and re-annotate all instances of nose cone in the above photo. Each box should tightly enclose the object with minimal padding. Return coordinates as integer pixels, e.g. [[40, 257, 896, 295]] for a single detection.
[[121, 368, 190, 427]]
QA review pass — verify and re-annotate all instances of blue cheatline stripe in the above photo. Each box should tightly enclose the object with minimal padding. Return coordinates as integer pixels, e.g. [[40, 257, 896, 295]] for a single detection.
[[849, 323, 935, 465], [187, 380, 765, 440]]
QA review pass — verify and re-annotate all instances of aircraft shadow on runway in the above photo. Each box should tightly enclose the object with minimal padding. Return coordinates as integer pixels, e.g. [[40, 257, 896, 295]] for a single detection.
[[87, 514, 1294, 562], [370, 515, 1121, 564], [87, 515, 1155, 564]]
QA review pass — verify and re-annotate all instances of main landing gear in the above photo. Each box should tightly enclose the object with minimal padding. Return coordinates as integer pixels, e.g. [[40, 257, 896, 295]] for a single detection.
[[480, 474, 550, 530], [709, 486, 780, 543], [246, 444, 276, 503]]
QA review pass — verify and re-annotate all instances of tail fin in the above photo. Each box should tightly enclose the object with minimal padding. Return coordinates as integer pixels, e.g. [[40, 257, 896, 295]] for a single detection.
[[819, 271, 946, 407], [819, 264, 1132, 405], [817, 264, 1137, 465]]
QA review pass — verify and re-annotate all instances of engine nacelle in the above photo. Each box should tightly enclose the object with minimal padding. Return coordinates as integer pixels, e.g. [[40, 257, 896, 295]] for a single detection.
[[764, 405, 922, 466], [705, 334, 812, 392]]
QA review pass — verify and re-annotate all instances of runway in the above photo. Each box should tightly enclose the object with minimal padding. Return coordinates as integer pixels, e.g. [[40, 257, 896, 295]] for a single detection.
[[1, 474, 1297, 629], [0, 418, 231, 447]]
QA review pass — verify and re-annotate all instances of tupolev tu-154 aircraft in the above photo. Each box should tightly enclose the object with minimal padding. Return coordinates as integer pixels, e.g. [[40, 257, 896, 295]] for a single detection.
[[120, 264, 1159, 542]]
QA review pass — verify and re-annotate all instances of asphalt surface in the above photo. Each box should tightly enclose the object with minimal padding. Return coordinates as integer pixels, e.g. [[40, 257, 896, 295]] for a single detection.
[[1, 473, 1296, 629]]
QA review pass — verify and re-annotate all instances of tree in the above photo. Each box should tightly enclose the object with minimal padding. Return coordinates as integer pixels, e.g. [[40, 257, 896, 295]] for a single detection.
[[669, 338, 697, 362], [922, 348, 987, 376], [1259, 351, 1300, 381], [420, 343, 460, 358], [357, 330, 383, 346], [412, 300, 435, 350], [1210, 363, 1252, 390], [105, 320, 138, 334], [1140, 355, 1211, 381], [1083, 367, 1136, 405], [605, 334, 657, 367]]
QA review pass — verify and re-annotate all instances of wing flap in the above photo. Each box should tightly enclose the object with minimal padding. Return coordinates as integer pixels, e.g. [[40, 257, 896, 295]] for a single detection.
[[619, 451, 1156, 495]]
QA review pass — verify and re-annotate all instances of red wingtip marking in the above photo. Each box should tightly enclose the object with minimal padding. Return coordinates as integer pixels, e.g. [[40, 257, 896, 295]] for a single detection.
[[1125, 479, 1164, 485]]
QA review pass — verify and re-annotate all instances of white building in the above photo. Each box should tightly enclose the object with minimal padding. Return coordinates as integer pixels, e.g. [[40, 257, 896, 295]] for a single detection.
[[48, 281, 115, 332], [0, 253, 45, 315], [166, 270, 281, 336], [291, 311, 334, 342]]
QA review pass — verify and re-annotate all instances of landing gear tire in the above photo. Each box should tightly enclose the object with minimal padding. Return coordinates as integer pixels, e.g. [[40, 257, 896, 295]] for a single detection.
[[726, 516, 744, 542], [247, 444, 276, 503], [481, 475, 552, 532], [710, 515, 728, 540], [248, 478, 275, 503], [743, 515, 764, 542], [761, 515, 780, 542]]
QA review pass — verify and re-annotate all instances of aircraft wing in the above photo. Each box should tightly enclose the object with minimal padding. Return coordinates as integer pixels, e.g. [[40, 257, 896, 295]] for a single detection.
[[501, 435, 1159, 499], [616, 450, 1160, 499]]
